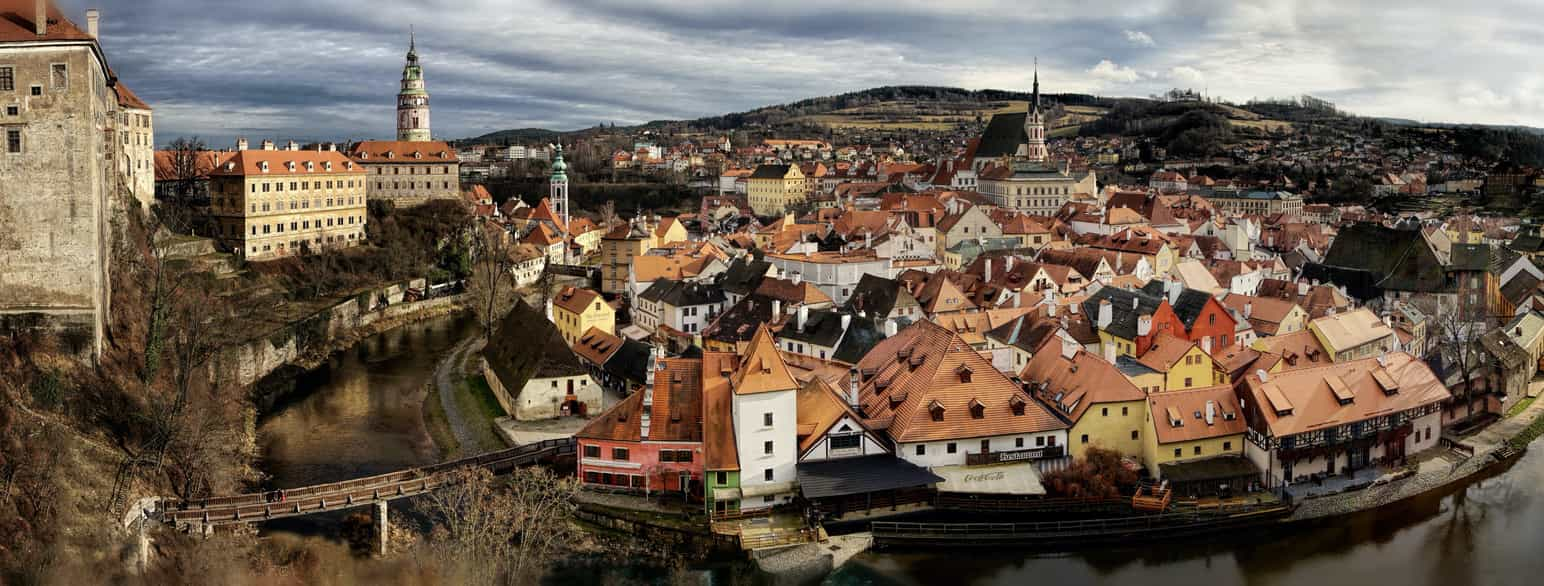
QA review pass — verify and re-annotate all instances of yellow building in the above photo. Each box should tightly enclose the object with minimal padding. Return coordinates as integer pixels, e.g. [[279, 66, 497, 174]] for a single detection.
[[653, 216, 688, 248], [207, 150, 369, 261], [747, 164, 806, 216], [600, 221, 653, 295], [552, 287, 614, 346], [1309, 308, 1397, 363], [1137, 333, 1218, 391], [1022, 339, 1150, 461], [1142, 386, 1247, 479]]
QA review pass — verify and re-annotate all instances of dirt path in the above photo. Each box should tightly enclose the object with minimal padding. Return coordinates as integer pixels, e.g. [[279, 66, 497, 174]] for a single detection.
[[433, 336, 503, 456]]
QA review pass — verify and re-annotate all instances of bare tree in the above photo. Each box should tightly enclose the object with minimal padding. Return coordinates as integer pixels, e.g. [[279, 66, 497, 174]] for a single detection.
[[467, 219, 518, 337], [168, 136, 208, 200], [422, 466, 579, 586], [1432, 301, 1488, 422]]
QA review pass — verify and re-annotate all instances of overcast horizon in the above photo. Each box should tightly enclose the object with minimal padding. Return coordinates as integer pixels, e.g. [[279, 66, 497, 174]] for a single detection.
[[74, 0, 1544, 147]]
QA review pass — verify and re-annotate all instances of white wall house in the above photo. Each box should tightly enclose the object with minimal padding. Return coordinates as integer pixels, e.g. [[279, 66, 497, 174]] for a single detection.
[[732, 389, 799, 511]]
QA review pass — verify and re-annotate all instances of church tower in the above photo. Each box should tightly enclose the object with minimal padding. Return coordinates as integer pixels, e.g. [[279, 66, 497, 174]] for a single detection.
[[1021, 59, 1049, 163], [397, 30, 431, 142], [549, 144, 570, 230]]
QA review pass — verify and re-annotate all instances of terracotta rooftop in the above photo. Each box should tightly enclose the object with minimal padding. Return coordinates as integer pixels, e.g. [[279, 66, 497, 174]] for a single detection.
[[577, 357, 703, 443], [1147, 386, 1246, 445], [1239, 352, 1449, 438]]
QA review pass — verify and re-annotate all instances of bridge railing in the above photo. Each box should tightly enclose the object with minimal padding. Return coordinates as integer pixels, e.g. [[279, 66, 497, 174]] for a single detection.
[[163, 438, 576, 515]]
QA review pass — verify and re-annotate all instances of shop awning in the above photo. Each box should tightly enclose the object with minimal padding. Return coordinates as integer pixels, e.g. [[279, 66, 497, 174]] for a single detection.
[[797, 455, 944, 500], [740, 481, 798, 499], [712, 487, 742, 501], [933, 462, 1046, 496]]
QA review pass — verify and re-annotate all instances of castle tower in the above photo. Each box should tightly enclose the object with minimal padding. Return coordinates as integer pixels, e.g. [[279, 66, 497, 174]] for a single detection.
[[397, 29, 431, 142], [1021, 59, 1049, 163], [550, 144, 570, 260]]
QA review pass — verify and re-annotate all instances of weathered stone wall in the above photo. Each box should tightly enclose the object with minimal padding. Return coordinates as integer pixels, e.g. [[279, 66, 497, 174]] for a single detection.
[[209, 289, 466, 389], [0, 43, 116, 359]]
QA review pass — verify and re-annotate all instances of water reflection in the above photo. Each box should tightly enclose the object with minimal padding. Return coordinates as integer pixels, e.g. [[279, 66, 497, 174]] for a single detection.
[[833, 442, 1544, 586], [259, 314, 475, 487]]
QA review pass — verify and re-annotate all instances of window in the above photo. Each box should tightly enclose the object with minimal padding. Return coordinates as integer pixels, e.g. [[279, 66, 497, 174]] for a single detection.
[[611, 447, 630, 461], [1131, 430, 1139, 440], [660, 450, 675, 463], [50, 64, 67, 90], [1048, 436, 1057, 446], [764, 469, 774, 482], [4, 106, 15, 116], [830, 434, 861, 451], [763, 412, 774, 427], [4, 128, 19, 154], [764, 495, 775, 503], [1223, 441, 1232, 451], [583, 445, 600, 458], [1174, 448, 1182, 458], [1122, 406, 1129, 416], [1184, 377, 1193, 388], [0, 66, 11, 91], [715, 472, 727, 485], [1036, 436, 1045, 447], [946, 443, 957, 454], [1102, 407, 1109, 417], [1015, 437, 1024, 448], [763, 441, 774, 455], [915, 444, 926, 456], [1081, 434, 1089, 444], [980, 439, 990, 454], [30, 85, 41, 96], [676, 450, 693, 463], [1193, 445, 1202, 455]]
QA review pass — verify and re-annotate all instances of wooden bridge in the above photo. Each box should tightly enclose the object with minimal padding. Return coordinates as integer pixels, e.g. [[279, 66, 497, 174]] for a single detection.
[[155, 438, 575, 552]]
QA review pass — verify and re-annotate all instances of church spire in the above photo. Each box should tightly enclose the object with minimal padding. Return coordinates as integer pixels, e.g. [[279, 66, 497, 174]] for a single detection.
[[1032, 57, 1040, 114], [408, 26, 418, 62]]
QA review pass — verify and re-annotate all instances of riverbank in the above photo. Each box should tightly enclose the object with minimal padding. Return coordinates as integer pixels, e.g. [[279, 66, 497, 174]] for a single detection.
[[1290, 397, 1544, 521]]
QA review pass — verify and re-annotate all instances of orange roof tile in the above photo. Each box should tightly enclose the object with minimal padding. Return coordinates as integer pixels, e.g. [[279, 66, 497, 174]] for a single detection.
[[702, 352, 741, 471], [1147, 386, 1246, 445], [732, 325, 801, 395]]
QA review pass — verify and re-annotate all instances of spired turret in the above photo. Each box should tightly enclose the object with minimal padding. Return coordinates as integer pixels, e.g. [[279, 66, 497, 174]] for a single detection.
[[397, 28, 431, 142]]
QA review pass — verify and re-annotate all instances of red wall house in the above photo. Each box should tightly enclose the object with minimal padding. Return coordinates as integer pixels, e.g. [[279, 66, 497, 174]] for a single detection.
[[576, 357, 705, 496], [1138, 286, 1239, 355]]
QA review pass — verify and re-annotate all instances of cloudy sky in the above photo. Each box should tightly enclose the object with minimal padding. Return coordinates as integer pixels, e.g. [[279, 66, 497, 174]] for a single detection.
[[78, 0, 1544, 146]]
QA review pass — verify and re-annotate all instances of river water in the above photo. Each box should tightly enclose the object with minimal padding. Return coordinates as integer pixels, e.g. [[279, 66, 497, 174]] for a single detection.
[[829, 441, 1544, 586], [256, 315, 1544, 584]]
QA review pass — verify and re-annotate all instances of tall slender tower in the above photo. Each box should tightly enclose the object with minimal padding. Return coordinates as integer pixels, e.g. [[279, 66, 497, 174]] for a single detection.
[[1022, 58, 1049, 163], [397, 29, 431, 142], [549, 143, 570, 231]]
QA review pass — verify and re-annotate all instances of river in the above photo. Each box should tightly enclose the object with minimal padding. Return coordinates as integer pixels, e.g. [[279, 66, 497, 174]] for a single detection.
[[829, 439, 1544, 586], [255, 315, 1544, 584]]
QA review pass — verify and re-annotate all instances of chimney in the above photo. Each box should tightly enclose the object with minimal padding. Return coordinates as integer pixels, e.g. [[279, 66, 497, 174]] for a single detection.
[[261, 139, 275, 151], [847, 369, 861, 410], [33, 0, 45, 35], [884, 320, 898, 337], [1165, 279, 1182, 305], [286, 140, 299, 151], [797, 305, 809, 332], [1297, 280, 1310, 296], [792, 271, 803, 286], [1070, 302, 1079, 315], [1097, 299, 1113, 329], [85, 9, 99, 39], [1102, 340, 1117, 363], [1205, 400, 1216, 426], [1061, 336, 1079, 360], [772, 300, 782, 318], [840, 313, 851, 332], [1137, 314, 1153, 337], [1244, 302, 1253, 319], [237, 137, 249, 151]]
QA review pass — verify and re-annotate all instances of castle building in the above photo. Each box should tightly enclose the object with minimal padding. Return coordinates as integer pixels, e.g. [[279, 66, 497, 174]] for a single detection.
[[397, 31, 430, 142], [348, 33, 460, 206], [0, 2, 140, 359], [206, 149, 368, 261]]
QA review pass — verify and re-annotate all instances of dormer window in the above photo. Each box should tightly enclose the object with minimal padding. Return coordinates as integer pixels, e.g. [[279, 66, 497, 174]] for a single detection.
[[413, 152, 423, 159], [259, 161, 270, 173], [1010, 395, 1027, 416], [345, 161, 354, 170], [286, 161, 296, 172], [323, 161, 333, 172], [968, 398, 985, 419], [929, 400, 946, 422], [956, 365, 973, 384], [359, 152, 369, 160], [305, 161, 315, 172], [385, 151, 395, 159]]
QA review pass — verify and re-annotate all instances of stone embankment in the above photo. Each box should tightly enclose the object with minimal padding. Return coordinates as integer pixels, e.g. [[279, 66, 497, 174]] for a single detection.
[[209, 285, 467, 393]]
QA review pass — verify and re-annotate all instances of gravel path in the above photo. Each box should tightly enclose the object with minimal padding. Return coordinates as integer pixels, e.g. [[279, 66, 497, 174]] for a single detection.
[[433, 336, 503, 456]]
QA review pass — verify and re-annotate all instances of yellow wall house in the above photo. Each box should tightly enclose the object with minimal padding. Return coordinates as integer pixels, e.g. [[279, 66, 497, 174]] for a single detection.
[[1022, 338, 1150, 461], [1309, 308, 1397, 363], [1142, 385, 1247, 479], [747, 164, 807, 216], [552, 287, 614, 346], [1138, 333, 1219, 391]]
